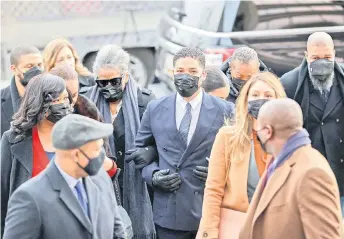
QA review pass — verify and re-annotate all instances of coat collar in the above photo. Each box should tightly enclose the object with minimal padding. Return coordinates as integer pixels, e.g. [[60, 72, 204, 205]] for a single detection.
[[11, 134, 33, 174], [251, 147, 302, 224], [46, 161, 94, 234]]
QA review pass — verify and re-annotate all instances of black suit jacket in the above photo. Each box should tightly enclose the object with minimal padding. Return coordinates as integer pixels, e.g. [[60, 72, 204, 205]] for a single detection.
[[1, 78, 20, 138]]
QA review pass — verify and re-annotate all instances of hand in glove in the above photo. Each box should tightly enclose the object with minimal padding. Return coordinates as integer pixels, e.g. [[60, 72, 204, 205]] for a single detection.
[[152, 169, 182, 192], [193, 166, 208, 182], [125, 146, 158, 169]]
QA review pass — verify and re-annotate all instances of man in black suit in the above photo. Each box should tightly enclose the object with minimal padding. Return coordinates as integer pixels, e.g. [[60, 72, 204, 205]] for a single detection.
[[1, 46, 43, 137]]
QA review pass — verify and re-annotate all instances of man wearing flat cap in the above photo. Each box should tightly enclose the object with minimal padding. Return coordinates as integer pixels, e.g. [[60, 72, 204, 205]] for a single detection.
[[3, 114, 126, 239]]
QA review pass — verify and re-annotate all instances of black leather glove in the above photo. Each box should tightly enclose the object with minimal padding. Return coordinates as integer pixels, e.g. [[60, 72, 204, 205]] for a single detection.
[[193, 166, 208, 182], [125, 146, 158, 169], [152, 169, 182, 192]]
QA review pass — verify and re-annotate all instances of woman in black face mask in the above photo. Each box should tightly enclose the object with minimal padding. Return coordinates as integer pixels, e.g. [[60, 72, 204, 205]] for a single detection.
[[198, 72, 286, 238], [1, 73, 71, 229]]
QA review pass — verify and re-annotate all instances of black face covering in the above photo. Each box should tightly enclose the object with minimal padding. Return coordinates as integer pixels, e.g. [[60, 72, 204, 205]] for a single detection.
[[46, 103, 71, 123], [20, 66, 43, 86], [231, 78, 246, 91], [174, 73, 200, 97], [99, 85, 124, 102], [248, 99, 270, 119], [77, 148, 106, 176], [308, 59, 334, 81]]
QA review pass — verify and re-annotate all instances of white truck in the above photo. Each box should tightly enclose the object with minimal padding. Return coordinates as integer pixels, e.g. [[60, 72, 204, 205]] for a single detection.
[[1, 0, 183, 88]]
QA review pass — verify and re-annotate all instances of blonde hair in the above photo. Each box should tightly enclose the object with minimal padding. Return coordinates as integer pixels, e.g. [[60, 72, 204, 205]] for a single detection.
[[43, 38, 91, 76], [225, 72, 286, 165]]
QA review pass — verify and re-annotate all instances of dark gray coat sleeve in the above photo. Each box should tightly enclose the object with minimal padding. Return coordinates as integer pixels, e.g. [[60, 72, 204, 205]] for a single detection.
[[1, 132, 12, 236], [3, 188, 41, 239]]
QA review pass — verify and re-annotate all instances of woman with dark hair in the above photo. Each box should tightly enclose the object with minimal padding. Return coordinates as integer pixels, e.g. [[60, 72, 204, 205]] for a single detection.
[[50, 64, 117, 176], [202, 67, 230, 100], [1, 73, 71, 234]]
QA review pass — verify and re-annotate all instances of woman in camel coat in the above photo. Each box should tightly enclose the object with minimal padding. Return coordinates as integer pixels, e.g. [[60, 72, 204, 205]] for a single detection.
[[198, 72, 286, 239]]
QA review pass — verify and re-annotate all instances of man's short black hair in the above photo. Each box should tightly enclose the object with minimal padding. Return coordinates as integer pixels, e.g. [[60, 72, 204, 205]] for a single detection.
[[173, 47, 206, 68], [10, 45, 40, 66]]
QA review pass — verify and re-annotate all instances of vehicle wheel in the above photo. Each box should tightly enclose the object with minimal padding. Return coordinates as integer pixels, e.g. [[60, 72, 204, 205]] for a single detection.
[[126, 48, 155, 88], [83, 48, 155, 88]]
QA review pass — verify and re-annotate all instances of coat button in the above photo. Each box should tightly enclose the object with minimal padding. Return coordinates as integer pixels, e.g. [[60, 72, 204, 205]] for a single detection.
[[321, 122, 324, 126], [336, 119, 340, 122], [203, 232, 208, 237], [340, 139, 343, 143], [176, 168, 180, 172], [118, 151, 122, 156], [341, 159, 344, 163]]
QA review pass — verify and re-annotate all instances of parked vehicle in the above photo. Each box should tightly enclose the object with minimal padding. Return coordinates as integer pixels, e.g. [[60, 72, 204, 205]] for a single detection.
[[155, 0, 344, 90], [1, 1, 183, 88]]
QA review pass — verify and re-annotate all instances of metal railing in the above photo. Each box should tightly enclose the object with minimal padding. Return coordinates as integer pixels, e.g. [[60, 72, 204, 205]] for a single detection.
[[163, 14, 344, 39]]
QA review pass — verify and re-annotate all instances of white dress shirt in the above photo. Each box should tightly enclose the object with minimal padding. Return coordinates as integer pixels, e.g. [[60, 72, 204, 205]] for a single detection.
[[175, 90, 203, 145]]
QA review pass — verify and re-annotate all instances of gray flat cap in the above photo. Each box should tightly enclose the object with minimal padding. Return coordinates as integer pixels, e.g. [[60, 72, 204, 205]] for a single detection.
[[52, 114, 113, 150]]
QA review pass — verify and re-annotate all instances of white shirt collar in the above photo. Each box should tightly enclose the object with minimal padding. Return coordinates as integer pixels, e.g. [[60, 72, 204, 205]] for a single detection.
[[176, 90, 203, 110]]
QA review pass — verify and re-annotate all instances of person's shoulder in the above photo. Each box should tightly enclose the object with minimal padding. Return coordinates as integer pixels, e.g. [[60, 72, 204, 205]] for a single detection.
[[293, 145, 334, 173], [138, 87, 156, 106], [146, 93, 173, 109], [280, 66, 302, 85], [2, 129, 19, 144], [1, 85, 11, 101], [208, 94, 235, 112], [13, 172, 49, 198]]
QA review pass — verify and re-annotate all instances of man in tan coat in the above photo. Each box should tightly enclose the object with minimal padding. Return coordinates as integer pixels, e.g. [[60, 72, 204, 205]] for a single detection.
[[240, 98, 342, 239]]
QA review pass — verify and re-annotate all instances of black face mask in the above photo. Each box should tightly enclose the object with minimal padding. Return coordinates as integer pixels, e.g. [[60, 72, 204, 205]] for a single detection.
[[231, 78, 246, 91], [174, 73, 200, 97], [99, 85, 124, 102], [248, 99, 270, 119], [20, 66, 43, 86], [77, 148, 106, 176], [308, 59, 334, 81], [46, 103, 71, 123]]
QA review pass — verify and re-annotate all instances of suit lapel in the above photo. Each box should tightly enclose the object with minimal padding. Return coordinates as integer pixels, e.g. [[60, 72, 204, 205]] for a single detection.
[[12, 136, 33, 175], [252, 160, 292, 224], [322, 80, 342, 120], [84, 176, 99, 225], [47, 162, 93, 234], [163, 94, 186, 151], [179, 93, 219, 166], [1, 96, 14, 126]]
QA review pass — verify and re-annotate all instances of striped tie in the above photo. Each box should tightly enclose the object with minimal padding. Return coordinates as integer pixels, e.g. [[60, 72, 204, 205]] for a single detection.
[[179, 103, 192, 145]]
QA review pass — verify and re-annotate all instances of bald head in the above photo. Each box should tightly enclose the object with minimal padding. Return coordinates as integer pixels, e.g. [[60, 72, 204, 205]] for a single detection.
[[306, 32, 335, 63], [258, 99, 303, 138]]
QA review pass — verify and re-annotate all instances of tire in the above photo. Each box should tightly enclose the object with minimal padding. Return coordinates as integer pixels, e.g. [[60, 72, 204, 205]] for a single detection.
[[126, 48, 155, 88], [83, 48, 155, 88]]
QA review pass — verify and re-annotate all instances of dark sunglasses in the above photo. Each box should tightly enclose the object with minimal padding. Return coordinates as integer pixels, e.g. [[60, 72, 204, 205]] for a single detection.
[[95, 77, 122, 88]]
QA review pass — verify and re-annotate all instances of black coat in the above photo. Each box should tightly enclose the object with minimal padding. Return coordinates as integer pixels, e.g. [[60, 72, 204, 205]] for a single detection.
[[112, 88, 155, 201], [221, 57, 270, 104], [1, 129, 33, 236], [281, 59, 344, 196], [1, 78, 21, 138]]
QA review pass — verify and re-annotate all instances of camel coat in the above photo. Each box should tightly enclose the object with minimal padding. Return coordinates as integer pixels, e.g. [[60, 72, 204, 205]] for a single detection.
[[198, 127, 269, 239], [239, 145, 342, 239]]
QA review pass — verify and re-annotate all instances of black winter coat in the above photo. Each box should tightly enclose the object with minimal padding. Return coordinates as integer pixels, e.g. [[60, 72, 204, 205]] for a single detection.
[[281, 59, 344, 196]]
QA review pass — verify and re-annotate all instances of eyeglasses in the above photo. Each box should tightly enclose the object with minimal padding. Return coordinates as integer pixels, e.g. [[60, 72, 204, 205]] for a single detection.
[[95, 77, 122, 88]]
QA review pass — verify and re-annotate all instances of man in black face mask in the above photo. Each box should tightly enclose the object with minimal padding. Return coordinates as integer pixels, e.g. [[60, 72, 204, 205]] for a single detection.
[[86, 44, 156, 238], [281, 32, 344, 210], [221, 46, 269, 103], [3, 114, 126, 239], [1, 45, 43, 137], [135, 47, 235, 238]]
